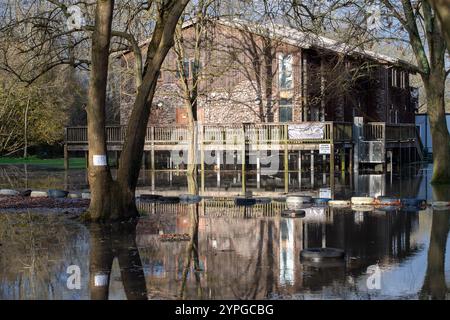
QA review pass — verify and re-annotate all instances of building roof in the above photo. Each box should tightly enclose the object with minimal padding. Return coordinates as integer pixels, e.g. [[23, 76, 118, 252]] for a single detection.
[[206, 18, 418, 71], [125, 17, 418, 72]]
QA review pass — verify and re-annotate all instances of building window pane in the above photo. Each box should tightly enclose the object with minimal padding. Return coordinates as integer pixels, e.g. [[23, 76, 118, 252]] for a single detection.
[[279, 98, 293, 122], [279, 54, 293, 89]]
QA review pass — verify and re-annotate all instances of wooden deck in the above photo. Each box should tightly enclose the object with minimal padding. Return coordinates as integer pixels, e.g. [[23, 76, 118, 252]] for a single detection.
[[65, 122, 353, 152], [64, 121, 423, 174]]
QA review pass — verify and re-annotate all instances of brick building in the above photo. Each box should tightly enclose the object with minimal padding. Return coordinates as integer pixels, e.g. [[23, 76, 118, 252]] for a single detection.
[[119, 18, 418, 126]]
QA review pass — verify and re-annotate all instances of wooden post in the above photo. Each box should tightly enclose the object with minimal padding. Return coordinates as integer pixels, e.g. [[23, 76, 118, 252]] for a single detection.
[[330, 123, 335, 191], [201, 127, 205, 193], [256, 153, 261, 189], [340, 148, 345, 177], [284, 138, 289, 193], [298, 151, 302, 189], [330, 144, 335, 191], [216, 151, 221, 188], [142, 151, 146, 170], [310, 150, 315, 188], [64, 144, 69, 170], [241, 124, 247, 194], [151, 127, 155, 171]]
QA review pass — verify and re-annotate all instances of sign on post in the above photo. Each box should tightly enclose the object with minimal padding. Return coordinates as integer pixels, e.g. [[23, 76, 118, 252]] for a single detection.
[[319, 144, 331, 155]]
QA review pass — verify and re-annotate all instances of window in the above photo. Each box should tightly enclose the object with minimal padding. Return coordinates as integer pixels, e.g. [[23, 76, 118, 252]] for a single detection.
[[279, 98, 293, 122], [391, 68, 407, 88], [278, 54, 293, 89], [176, 58, 190, 78], [175, 58, 201, 79]]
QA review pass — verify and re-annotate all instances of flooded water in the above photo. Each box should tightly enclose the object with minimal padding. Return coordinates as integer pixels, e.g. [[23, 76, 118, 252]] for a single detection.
[[0, 163, 449, 300]]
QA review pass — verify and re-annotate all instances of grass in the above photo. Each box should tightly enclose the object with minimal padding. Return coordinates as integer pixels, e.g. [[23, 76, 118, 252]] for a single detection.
[[0, 156, 86, 169]]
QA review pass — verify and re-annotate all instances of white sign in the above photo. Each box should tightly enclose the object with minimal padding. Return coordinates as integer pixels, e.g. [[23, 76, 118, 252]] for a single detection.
[[93, 155, 107, 166], [319, 188, 332, 199], [94, 274, 109, 287], [319, 144, 331, 154], [288, 123, 324, 140]]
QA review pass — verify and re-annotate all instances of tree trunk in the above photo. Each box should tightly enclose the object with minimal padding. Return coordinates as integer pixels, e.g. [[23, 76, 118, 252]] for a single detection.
[[85, 0, 189, 221], [423, 69, 450, 184], [86, 0, 116, 222], [428, 0, 450, 52]]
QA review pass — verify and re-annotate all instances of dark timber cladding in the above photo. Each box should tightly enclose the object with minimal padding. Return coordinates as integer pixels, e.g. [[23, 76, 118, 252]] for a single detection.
[[63, 18, 424, 193]]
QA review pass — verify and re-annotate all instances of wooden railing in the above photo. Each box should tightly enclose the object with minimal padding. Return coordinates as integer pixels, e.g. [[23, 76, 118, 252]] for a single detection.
[[65, 122, 354, 145], [363, 122, 417, 142]]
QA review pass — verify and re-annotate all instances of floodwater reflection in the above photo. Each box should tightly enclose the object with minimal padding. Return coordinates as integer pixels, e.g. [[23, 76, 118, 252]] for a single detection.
[[88, 222, 147, 300], [0, 164, 449, 299]]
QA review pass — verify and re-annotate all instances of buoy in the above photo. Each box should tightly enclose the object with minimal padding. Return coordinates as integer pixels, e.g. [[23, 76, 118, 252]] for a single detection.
[[281, 209, 306, 218], [300, 248, 345, 262], [48, 189, 69, 198], [328, 200, 351, 207], [351, 197, 375, 205], [30, 191, 48, 198], [0, 189, 20, 196]]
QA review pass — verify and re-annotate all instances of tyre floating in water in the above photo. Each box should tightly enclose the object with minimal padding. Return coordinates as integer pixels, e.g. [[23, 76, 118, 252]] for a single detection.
[[300, 247, 345, 262], [351, 197, 375, 205], [234, 197, 257, 206], [401, 198, 427, 208], [157, 196, 180, 204], [179, 194, 202, 204], [328, 200, 351, 207], [0, 189, 20, 196], [140, 194, 162, 202], [31, 191, 48, 198], [286, 196, 312, 209], [81, 192, 91, 199], [351, 205, 374, 212], [375, 196, 401, 206], [281, 209, 306, 218], [68, 193, 81, 199], [48, 189, 69, 198], [313, 198, 331, 205], [255, 197, 272, 204], [19, 189, 32, 197], [431, 201, 450, 210]]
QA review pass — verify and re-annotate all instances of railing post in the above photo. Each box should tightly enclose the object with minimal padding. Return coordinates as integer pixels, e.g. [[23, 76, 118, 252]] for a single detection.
[[64, 127, 69, 170], [330, 123, 335, 193], [284, 123, 289, 193], [151, 126, 155, 171]]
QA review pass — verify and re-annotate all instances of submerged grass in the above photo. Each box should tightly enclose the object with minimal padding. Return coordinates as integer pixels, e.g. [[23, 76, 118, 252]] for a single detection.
[[0, 156, 86, 169]]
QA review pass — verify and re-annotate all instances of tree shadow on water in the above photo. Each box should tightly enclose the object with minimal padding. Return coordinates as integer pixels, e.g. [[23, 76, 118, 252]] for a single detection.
[[88, 220, 147, 300], [420, 185, 450, 300]]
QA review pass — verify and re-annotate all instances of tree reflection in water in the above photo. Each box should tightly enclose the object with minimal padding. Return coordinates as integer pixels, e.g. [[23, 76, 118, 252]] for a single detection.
[[420, 186, 450, 300], [88, 221, 147, 300], [180, 173, 202, 299]]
